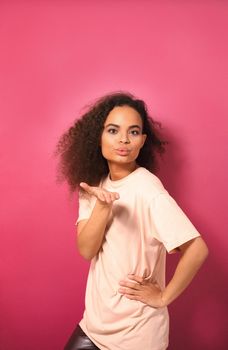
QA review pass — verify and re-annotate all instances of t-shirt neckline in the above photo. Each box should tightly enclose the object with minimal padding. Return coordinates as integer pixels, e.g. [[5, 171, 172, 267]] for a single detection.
[[106, 166, 144, 188]]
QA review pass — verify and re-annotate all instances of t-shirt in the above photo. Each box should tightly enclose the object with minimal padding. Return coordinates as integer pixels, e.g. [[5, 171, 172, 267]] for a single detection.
[[75, 167, 201, 350]]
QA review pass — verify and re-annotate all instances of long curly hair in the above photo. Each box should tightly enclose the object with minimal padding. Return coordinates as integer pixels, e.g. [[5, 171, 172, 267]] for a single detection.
[[54, 91, 169, 194]]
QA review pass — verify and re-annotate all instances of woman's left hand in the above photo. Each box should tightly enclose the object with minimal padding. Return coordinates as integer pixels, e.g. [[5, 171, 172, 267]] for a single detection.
[[118, 274, 166, 308]]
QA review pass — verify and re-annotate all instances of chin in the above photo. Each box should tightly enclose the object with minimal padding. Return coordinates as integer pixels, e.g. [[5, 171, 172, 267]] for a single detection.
[[108, 158, 136, 166]]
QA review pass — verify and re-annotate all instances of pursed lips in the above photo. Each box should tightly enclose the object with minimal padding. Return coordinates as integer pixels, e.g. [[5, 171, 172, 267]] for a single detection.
[[115, 148, 131, 155], [116, 148, 130, 151]]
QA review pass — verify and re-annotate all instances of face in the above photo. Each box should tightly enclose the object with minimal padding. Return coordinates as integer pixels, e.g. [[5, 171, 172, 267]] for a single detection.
[[100, 105, 147, 167]]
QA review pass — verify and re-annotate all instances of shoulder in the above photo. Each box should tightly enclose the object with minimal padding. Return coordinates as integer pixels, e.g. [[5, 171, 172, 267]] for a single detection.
[[137, 167, 168, 198]]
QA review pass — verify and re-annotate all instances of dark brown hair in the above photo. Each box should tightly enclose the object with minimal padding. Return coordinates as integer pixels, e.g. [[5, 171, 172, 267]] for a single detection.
[[54, 91, 168, 193]]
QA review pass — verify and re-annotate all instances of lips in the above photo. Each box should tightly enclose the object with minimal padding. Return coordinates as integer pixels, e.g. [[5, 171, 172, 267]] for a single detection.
[[115, 148, 130, 156]]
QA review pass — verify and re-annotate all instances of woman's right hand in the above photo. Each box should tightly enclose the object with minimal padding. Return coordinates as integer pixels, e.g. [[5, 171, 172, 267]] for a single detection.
[[80, 182, 120, 205]]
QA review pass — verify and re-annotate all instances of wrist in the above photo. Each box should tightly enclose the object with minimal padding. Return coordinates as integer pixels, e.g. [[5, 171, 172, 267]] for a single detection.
[[160, 291, 169, 308]]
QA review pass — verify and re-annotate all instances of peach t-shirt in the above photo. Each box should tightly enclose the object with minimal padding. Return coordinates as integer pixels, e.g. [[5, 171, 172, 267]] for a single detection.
[[75, 167, 201, 350]]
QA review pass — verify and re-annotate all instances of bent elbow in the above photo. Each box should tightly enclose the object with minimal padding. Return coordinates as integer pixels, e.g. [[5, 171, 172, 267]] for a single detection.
[[81, 253, 94, 261], [202, 243, 209, 261], [196, 240, 209, 265], [78, 248, 94, 261], [77, 245, 97, 261]]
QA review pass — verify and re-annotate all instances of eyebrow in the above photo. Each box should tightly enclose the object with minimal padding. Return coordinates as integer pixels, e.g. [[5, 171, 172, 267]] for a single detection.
[[104, 123, 141, 129]]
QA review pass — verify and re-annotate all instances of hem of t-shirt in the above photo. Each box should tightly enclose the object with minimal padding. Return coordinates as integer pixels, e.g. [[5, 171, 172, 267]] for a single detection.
[[78, 320, 103, 349], [165, 231, 201, 253], [79, 319, 169, 350]]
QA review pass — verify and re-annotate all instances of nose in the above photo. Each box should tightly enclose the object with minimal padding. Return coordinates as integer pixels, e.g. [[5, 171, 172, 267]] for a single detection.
[[119, 133, 130, 144]]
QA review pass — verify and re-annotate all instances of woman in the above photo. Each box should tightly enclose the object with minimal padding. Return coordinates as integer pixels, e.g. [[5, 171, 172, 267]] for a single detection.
[[55, 91, 208, 350]]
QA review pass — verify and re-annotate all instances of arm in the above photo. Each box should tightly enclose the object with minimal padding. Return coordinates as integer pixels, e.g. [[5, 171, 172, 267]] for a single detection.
[[77, 200, 112, 260], [76, 182, 119, 260], [118, 236, 209, 308], [161, 236, 209, 306]]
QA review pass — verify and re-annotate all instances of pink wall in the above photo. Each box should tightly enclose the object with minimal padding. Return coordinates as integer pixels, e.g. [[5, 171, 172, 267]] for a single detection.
[[1, 1, 227, 349]]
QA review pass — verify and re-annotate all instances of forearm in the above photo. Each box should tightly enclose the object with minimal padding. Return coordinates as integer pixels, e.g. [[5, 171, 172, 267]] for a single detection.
[[77, 200, 112, 260], [162, 237, 209, 306]]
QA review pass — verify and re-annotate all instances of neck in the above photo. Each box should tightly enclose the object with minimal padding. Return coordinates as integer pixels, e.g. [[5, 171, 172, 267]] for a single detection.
[[108, 162, 139, 181]]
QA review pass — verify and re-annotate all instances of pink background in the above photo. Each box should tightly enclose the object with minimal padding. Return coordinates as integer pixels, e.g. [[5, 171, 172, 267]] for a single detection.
[[1, 1, 227, 349]]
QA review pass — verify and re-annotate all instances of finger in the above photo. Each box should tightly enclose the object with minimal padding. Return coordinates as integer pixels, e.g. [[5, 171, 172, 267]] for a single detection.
[[79, 182, 88, 189], [97, 191, 108, 202], [80, 182, 92, 193], [118, 287, 139, 295], [119, 281, 141, 290], [127, 274, 144, 285], [113, 192, 120, 200], [102, 191, 114, 204], [122, 294, 141, 301], [102, 190, 119, 203], [110, 192, 119, 201]]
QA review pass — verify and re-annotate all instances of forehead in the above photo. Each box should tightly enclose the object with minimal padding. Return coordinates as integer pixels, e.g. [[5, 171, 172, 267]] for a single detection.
[[104, 106, 142, 126]]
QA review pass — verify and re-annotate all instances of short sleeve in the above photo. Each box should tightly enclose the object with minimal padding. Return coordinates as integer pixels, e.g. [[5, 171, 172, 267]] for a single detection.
[[149, 193, 201, 253], [75, 190, 94, 225]]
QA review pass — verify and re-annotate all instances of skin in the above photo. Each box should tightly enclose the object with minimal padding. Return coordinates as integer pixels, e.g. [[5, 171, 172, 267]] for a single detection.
[[100, 105, 147, 180], [79, 105, 209, 308]]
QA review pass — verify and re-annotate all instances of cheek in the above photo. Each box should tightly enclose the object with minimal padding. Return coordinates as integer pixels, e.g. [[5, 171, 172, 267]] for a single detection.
[[101, 132, 115, 146], [101, 135, 108, 148], [132, 138, 144, 150], [100, 135, 112, 156]]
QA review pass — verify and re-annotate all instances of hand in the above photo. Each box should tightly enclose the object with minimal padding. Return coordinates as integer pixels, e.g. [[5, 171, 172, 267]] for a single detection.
[[80, 182, 120, 205], [118, 274, 166, 308]]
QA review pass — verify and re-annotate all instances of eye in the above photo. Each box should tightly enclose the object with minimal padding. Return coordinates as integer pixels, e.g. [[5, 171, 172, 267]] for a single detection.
[[107, 128, 118, 134], [130, 130, 140, 135]]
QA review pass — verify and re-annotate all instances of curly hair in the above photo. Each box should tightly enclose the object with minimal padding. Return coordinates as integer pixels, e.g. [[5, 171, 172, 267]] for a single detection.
[[54, 90, 169, 194]]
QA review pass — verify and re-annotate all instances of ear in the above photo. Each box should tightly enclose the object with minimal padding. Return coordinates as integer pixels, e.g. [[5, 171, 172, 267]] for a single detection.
[[141, 134, 147, 148]]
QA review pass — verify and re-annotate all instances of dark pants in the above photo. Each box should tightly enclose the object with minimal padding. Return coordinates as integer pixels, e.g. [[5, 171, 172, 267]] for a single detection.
[[64, 324, 100, 350]]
